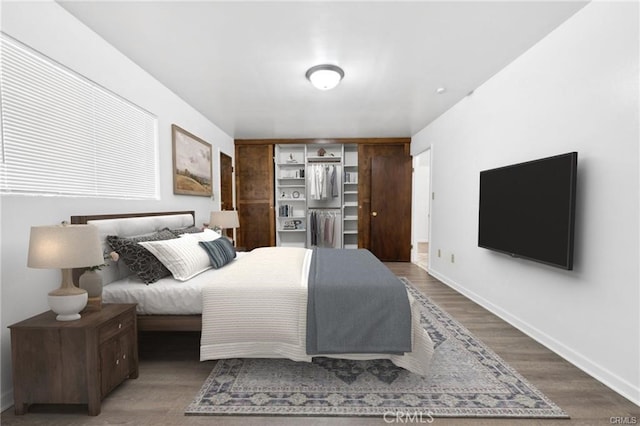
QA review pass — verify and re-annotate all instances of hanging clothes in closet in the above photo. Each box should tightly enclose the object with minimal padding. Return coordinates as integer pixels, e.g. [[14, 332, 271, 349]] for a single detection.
[[309, 210, 340, 248], [308, 164, 338, 201]]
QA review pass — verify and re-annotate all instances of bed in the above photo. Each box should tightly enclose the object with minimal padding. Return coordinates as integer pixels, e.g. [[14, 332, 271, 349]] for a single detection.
[[71, 211, 434, 375]]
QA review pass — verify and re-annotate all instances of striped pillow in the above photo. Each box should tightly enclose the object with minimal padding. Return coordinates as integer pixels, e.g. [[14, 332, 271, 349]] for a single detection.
[[138, 235, 211, 281], [199, 238, 237, 269]]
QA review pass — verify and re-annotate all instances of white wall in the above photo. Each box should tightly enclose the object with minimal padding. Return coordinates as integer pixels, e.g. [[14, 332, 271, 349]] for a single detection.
[[0, 1, 234, 410], [412, 1, 639, 404]]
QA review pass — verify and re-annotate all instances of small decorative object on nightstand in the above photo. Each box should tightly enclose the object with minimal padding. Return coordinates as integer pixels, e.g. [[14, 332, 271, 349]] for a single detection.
[[9, 304, 138, 416], [79, 269, 103, 310], [79, 251, 119, 311]]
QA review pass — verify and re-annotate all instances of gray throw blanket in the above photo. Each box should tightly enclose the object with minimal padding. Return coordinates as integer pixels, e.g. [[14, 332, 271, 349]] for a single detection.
[[306, 248, 412, 355]]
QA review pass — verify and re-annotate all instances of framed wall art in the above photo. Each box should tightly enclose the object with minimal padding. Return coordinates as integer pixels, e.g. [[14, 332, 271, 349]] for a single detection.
[[172, 124, 213, 197]]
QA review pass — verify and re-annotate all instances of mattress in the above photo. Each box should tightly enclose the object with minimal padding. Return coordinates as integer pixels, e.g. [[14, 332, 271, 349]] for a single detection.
[[102, 252, 249, 315]]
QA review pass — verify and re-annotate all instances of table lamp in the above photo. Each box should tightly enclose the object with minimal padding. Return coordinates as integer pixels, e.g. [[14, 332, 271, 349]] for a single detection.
[[28, 223, 103, 321], [209, 210, 239, 241]]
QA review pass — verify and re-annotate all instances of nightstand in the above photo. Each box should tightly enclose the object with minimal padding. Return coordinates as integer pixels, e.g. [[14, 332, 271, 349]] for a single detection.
[[8, 303, 138, 416]]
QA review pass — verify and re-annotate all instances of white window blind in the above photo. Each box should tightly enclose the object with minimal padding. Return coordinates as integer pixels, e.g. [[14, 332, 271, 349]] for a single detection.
[[0, 34, 158, 199]]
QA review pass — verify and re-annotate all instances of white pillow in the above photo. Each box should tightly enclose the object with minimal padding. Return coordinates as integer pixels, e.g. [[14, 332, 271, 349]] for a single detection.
[[179, 228, 221, 242], [138, 235, 211, 281]]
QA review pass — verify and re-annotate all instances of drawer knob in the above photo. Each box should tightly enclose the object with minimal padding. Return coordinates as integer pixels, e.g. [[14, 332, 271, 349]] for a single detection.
[[123, 354, 126, 360], [118, 323, 122, 329], [116, 360, 119, 365]]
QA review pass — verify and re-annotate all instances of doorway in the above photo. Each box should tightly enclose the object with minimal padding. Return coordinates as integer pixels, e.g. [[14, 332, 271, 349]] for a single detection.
[[412, 148, 431, 271], [219, 152, 234, 239], [220, 152, 233, 211]]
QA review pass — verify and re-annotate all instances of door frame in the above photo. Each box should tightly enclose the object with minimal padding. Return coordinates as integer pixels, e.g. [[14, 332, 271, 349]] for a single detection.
[[219, 151, 234, 239], [411, 146, 433, 268], [219, 151, 233, 210]]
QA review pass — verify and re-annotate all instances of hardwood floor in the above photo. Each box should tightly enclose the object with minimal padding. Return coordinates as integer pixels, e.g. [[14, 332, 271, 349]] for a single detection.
[[416, 241, 429, 271], [2, 262, 638, 425]]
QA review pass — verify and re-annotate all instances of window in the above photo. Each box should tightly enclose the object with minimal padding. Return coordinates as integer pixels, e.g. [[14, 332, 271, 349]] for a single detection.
[[0, 34, 158, 199]]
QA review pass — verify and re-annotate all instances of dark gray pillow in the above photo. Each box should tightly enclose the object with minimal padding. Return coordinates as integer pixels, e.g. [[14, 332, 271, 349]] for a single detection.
[[107, 229, 177, 284], [199, 238, 237, 269], [169, 225, 202, 236]]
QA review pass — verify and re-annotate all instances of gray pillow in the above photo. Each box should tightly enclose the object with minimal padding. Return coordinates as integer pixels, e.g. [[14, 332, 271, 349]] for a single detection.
[[199, 238, 237, 269], [169, 225, 202, 236], [107, 229, 177, 284]]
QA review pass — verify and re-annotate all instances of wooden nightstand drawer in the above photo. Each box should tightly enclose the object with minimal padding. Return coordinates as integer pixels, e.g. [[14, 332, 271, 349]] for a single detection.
[[99, 311, 134, 344], [9, 304, 138, 416]]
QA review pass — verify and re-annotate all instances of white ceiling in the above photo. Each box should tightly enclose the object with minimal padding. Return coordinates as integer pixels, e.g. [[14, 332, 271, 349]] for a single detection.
[[58, 1, 588, 140]]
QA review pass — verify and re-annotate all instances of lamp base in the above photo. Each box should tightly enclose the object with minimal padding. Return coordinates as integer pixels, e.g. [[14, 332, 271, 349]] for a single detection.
[[55, 313, 82, 322], [48, 293, 88, 321]]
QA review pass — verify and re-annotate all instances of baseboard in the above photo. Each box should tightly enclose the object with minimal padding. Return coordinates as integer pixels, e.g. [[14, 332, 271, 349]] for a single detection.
[[427, 267, 640, 407], [1, 388, 13, 414]]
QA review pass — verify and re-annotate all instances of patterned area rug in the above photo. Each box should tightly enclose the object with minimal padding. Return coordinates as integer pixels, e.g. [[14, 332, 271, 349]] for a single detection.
[[185, 278, 568, 418]]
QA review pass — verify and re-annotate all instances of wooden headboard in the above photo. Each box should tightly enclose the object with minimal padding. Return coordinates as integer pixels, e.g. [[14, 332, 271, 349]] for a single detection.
[[69, 210, 196, 285], [70, 210, 195, 225], [70, 210, 201, 332]]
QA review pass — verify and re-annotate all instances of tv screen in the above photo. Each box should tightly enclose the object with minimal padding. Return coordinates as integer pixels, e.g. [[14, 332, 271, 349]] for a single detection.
[[478, 152, 577, 270]]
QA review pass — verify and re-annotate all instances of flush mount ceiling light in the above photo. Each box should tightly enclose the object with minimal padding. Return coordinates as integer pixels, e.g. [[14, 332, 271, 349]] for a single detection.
[[305, 64, 344, 91]]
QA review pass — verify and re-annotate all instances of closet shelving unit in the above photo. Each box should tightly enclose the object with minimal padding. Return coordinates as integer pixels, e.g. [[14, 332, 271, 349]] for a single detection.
[[275, 145, 307, 247], [342, 144, 359, 249], [274, 143, 358, 249]]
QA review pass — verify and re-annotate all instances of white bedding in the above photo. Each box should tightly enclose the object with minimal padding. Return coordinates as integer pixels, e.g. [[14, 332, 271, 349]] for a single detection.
[[200, 247, 434, 375], [102, 252, 249, 314]]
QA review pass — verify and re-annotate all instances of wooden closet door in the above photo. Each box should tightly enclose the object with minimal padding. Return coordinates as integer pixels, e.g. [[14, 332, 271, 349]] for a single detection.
[[219, 152, 234, 239], [219, 152, 233, 211], [370, 155, 412, 261], [358, 143, 412, 261], [235, 144, 275, 249]]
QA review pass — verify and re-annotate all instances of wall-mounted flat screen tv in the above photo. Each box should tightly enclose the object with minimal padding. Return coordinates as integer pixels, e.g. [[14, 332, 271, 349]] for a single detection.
[[478, 152, 578, 270]]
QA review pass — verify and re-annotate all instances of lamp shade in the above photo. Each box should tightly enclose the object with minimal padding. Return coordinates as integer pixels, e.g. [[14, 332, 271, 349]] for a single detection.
[[209, 210, 240, 229], [28, 224, 103, 269]]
